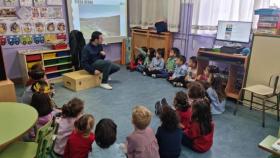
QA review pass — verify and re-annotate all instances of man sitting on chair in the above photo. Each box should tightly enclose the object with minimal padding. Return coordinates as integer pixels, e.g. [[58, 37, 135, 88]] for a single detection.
[[81, 31, 120, 90]]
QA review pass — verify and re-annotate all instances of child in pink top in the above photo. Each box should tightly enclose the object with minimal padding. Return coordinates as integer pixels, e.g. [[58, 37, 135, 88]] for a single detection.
[[53, 98, 84, 156], [124, 106, 160, 158]]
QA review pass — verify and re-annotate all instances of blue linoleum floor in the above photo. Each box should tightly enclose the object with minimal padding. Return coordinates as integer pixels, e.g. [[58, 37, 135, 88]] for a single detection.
[[16, 67, 279, 158]]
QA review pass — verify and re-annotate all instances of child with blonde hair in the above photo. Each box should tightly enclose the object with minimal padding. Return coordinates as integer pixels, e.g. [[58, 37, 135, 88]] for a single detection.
[[124, 106, 160, 158]]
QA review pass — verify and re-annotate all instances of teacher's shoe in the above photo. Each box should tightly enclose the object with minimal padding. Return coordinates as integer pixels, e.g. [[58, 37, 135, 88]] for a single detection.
[[100, 83, 113, 90]]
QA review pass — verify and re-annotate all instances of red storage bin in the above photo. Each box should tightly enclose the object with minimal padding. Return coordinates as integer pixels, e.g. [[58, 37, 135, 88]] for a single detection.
[[26, 55, 42, 62], [45, 66, 58, 73]]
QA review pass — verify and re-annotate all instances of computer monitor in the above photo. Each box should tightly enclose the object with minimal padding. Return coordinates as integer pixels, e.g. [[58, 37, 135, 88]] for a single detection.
[[216, 21, 252, 43]]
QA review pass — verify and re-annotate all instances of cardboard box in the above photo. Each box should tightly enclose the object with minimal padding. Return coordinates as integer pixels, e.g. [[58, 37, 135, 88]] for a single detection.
[[0, 79, 17, 102], [63, 70, 102, 91]]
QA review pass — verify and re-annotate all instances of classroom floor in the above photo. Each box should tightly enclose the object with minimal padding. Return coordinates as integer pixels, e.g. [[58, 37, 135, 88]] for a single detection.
[[15, 66, 279, 158]]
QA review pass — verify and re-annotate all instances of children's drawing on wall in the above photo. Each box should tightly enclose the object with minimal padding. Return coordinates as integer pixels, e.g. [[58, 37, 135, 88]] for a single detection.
[[34, 0, 46, 6], [48, 7, 63, 19], [22, 22, 32, 34], [40, 7, 48, 18], [57, 21, 65, 32], [0, 22, 7, 35], [0, 8, 17, 18], [4, 0, 19, 7], [46, 22, 55, 33], [46, 0, 62, 5], [35, 21, 44, 33], [10, 22, 20, 34], [19, 0, 32, 6], [32, 7, 40, 18], [17, 7, 32, 20]]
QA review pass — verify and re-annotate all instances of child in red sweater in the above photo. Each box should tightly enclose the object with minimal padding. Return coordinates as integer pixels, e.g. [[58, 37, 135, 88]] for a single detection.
[[64, 114, 95, 158], [182, 99, 214, 153]]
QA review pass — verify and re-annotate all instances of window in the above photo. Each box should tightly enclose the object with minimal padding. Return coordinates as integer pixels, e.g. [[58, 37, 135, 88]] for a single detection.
[[67, 0, 127, 43]]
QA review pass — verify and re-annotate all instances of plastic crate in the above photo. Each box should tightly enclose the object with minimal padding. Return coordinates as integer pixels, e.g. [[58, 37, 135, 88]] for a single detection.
[[27, 61, 42, 69], [46, 73, 61, 79], [45, 66, 58, 73], [44, 59, 58, 66], [58, 64, 72, 70], [43, 53, 56, 59], [58, 58, 71, 63], [56, 51, 69, 57], [26, 55, 42, 62]]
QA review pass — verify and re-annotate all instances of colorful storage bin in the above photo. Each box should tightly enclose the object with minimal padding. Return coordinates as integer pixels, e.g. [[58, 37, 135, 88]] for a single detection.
[[26, 55, 41, 62], [44, 59, 58, 66], [56, 51, 69, 57], [43, 53, 56, 59], [46, 73, 61, 79], [58, 58, 71, 63], [27, 61, 42, 69], [58, 64, 72, 70], [45, 66, 58, 73]]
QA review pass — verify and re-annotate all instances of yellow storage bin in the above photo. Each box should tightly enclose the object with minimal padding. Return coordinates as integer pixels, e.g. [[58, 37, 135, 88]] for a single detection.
[[43, 53, 56, 59], [27, 61, 42, 69]]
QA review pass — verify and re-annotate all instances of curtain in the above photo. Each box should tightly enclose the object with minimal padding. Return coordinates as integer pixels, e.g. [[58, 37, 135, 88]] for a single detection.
[[189, 0, 280, 34], [129, 0, 181, 32]]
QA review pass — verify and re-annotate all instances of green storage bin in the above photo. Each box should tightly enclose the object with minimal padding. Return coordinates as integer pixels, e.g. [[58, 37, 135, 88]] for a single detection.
[[58, 64, 72, 70], [58, 57, 71, 63], [44, 59, 58, 66]]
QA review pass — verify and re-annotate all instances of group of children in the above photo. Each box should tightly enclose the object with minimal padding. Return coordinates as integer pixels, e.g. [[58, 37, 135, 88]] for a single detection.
[[129, 47, 227, 115]]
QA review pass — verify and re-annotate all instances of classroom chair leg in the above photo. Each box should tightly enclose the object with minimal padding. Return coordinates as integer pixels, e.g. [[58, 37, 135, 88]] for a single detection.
[[233, 100, 240, 115], [262, 99, 266, 128]]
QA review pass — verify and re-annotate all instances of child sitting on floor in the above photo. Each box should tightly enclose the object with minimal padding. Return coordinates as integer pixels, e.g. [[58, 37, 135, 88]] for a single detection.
[[22, 80, 50, 105], [182, 99, 214, 153], [143, 48, 165, 77], [196, 65, 219, 82], [53, 98, 84, 157], [167, 55, 188, 87], [128, 47, 148, 71], [184, 56, 198, 82], [137, 48, 156, 73], [64, 114, 95, 158], [124, 106, 160, 158], [207, 75, 226, 115], [188, 81, 208, 104], [26, 63, 47, 87], [156, 47, 181, 78], [92, 118, 126, 158], [156, 106, 182, 158]]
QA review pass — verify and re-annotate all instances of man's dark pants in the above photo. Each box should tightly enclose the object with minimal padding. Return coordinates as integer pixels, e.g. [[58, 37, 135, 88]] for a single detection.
[[91, 59, 120, 83]]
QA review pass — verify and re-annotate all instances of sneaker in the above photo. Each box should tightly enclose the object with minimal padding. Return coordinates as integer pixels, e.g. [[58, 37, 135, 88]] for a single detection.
[[155, 101, 161, 116], [100, 83, 113, 90], [177, 83, 184, 87], [151, 74, 157, 78], [143, 72, 147, 76], [161, 98, 169, 107], [173, 82, 178, 87]]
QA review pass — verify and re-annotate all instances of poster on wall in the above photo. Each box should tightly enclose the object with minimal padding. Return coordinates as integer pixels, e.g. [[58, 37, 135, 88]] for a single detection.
[[0, 21, 8, 35], [21, 21, 33, 34], [0, 8, 17, 18], [33, 0, 46, 6], [40, 7, 48, 18], [46, 21, 55, 33], [34, 20, 45, 33], [19, 0, 33, 6], [17, 7, 32, 20], [32, 7, 40, 18], [8, 21, 21, 35], [56, 19, 65, 33], [4, 0, 19, 7], [46, 0, 62, 5], [48, 7, 62, 19]]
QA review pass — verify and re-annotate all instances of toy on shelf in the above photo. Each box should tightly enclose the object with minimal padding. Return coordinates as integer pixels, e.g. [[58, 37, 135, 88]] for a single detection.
[[33, 34, 44, 44], [56, 33, 66, 41], [7, 35, 20, 45], [20, 35, 32, 45], [0, 36, 6, 45]]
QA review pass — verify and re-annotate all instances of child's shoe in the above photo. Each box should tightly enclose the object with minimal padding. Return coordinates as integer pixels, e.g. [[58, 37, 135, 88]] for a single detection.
[[151, 74, 157, 78], [143, 72, 147, 76], [155, 101, 161, 116], [173, 82, 178, 87], [161, 98, 169, 107], [177, 83, 184, 87]]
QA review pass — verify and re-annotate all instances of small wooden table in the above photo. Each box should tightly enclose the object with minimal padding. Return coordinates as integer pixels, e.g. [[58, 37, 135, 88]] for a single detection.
[[0, 102, 38, 151], [259, 135, 280, 157]]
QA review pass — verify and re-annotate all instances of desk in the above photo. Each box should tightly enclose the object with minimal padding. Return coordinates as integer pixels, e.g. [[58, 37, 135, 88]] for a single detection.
[[197, 49, 249, 100], [259, 135, 280, 157], [0, 102, 38, 150]]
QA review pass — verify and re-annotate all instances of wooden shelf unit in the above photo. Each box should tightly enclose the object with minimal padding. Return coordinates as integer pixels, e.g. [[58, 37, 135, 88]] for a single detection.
[[131, 28, 173, 61], [18, 48, 74, 84], [197, 49, 249, 100]]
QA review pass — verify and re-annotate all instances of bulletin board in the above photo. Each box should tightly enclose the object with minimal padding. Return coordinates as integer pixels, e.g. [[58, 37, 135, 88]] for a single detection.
[[0, 0, 67, 48]]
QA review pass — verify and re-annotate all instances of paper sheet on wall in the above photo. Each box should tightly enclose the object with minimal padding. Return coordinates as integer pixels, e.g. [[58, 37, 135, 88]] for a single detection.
[[8, 20, 21, 35], [56, 19, 65, 33], [32, 7, 40, 19], [21, 21, 34, 34], [4, 0, 19, 7], [20, 0, 33, 6], [48, 7, 62, 19], [46, 0, 62, 5], [33, 0, 46, 6], [0, 20, 8, 35], [40, 7, 48, 18], [45, 20, 56, 33], [34, 20, 45, 33], [17, 7, 32, 20], [0, 7, 17, 18]]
